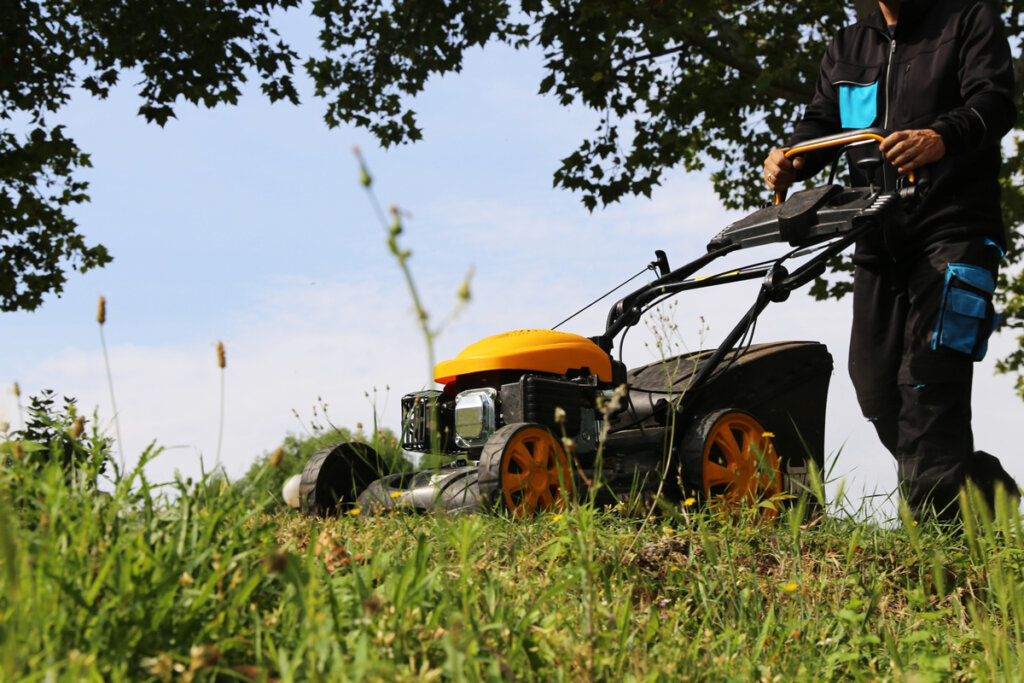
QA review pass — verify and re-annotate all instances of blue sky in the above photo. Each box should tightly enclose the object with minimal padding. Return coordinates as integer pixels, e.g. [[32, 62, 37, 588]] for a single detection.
[[2, 30, 1021, 516]]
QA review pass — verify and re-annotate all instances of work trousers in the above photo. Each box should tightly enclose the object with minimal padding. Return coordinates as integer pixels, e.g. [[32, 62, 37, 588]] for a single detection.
[[848, 237, 1017, 520]]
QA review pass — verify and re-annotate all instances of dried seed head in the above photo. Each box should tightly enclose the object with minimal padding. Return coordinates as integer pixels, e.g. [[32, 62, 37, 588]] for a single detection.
[[216, 341, 226, 369], [12, 382, 19, 398], [457, 267, 474, 303], [363, 594, 384, 617], [96, 296, 106, 324], [70, 416, 86, 440], [554, 406, 566, 425], [262, 549, 288, 574], [13, 441, 23, 460], [146, 653, 174, 677], [189, 644, 221, 670], [316, 528, 350, 572], [270, 446, 284, 467]]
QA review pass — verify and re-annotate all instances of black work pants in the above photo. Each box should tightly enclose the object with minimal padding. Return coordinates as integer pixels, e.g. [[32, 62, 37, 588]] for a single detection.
[[848, 237, 1017, 519]]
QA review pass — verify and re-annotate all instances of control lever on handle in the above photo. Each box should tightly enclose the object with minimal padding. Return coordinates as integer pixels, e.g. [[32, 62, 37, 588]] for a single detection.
[[855, 157, 883, 192]]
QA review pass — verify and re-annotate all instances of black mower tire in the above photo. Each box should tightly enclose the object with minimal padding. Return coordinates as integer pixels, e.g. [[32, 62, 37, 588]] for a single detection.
[[678, 408, 782, 511], [298, 441, 388, 516], [478, 422, 572, 518]]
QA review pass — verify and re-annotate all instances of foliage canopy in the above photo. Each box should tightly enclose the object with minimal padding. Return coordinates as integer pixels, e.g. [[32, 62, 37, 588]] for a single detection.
[[6, 0, 1024, 390]]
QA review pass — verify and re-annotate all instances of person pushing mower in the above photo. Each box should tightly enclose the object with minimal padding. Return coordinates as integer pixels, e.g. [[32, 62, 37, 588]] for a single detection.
[[764, 0, 1019, 520]]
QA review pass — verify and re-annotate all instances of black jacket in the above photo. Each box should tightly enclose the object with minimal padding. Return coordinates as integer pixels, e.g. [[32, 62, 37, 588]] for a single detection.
[[790, 0, 1016, 253]]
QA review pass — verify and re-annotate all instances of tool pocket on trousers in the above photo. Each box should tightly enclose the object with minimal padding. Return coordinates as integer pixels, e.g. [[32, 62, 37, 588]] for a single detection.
[[932, 263, 998, 361]]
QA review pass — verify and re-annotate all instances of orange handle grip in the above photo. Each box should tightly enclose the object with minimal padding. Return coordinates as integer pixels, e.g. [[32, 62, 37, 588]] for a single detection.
[[773, 130, 913, 204]]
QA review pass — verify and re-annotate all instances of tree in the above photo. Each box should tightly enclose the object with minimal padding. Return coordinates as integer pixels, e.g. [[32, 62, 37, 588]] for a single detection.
[[6, 0, 1024, 394], [1, 0, 301, 310]]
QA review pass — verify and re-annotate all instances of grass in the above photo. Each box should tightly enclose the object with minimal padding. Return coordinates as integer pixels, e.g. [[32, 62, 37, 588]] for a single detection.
[[2, 423, 1024, 681]]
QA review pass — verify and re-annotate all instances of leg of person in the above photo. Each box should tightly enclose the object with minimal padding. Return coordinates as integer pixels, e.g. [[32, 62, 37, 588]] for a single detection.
[[849, 258, 906, 457], [899, 237, 1018, 519], [894, 381, 974, 520]]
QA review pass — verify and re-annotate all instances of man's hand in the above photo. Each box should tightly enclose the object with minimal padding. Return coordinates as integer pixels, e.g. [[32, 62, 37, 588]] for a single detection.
[[879, 129, 945, 174], [763, 147, 804, 192]]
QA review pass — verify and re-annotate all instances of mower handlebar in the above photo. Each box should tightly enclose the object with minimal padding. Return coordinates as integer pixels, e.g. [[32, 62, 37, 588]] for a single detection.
[[774, 127, 914, 204], [785, 127, 889, 158]]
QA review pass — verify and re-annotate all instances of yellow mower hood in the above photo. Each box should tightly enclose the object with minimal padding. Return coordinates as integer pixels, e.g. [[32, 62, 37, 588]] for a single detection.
[[434, 329, 612, 384]]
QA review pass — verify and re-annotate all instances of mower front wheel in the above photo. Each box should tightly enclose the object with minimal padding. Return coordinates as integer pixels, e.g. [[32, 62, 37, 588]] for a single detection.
[[478, 423, 573, 518], [299, 441, 388, 516]]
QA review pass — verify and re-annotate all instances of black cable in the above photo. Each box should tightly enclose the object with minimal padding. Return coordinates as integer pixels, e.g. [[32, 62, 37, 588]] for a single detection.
[[552, 264, 656, 330]]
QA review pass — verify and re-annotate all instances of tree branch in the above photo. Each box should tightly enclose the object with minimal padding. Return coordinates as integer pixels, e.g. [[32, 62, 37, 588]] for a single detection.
[[673, 25, 815, 103]]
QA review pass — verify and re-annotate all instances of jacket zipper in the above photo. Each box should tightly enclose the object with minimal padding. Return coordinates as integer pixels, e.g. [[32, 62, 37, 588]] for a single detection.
[[877, 34, 898, 259], [883, 38, 896, 128]]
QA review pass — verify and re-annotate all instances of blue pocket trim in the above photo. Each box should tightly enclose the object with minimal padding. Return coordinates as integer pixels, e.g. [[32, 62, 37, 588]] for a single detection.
[[947, 263, 994, 293], [984, 238, 1006, 259], [932, 263, 997, 360], [838, 82, 878, 129]]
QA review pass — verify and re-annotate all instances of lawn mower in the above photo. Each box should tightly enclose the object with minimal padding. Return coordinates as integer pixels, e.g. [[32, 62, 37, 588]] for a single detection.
[[293, 128, 924, 518]]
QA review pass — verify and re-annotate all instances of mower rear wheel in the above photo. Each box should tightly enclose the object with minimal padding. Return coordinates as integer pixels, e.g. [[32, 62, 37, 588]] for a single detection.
[[478, 423, 572, 518], [680, 409, 782, 515]]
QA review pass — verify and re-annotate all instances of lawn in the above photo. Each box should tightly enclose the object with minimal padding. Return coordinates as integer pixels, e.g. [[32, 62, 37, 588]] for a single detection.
[[2, 415, 1023, 681]]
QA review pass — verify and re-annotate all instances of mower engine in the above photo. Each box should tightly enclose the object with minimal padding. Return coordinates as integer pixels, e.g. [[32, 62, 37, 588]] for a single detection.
[[400, 329, 621, 461]]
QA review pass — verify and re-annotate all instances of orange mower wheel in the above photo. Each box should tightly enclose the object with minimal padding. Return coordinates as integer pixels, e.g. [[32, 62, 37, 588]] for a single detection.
[[680, 409, 783, 517], [478, 423, 573, 518]]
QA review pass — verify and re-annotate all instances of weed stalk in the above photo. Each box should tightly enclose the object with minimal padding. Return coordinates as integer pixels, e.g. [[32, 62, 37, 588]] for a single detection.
[[96, 296, 125, 468]]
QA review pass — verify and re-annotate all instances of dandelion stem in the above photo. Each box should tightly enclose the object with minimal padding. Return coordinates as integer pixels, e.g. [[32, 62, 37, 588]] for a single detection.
[[354, 148, 437, 383]]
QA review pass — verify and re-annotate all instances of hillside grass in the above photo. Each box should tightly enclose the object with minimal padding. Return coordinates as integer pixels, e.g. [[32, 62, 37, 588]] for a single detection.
[[2, 427, 1024, 682]]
